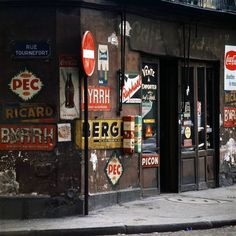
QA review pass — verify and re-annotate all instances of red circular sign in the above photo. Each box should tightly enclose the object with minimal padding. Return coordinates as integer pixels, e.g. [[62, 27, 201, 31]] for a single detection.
[[82, 31, 96, 77]]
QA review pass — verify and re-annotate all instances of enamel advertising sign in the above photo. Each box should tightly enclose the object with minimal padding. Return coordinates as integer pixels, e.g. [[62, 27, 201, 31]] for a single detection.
[[105, 152, 123, 186], [224, 45, 236, 91], [141, 153, 159, 168], [122, 73, 141, 104], [9, 70, 43, 101], [81, 86, 111, 111], [75, 119, 122, 149], [224, 107, 236, 127], [0, 124, 56, 150]]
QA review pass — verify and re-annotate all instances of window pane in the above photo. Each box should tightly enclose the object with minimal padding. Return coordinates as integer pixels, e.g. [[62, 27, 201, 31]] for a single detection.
[[181, 66, 195, 150]]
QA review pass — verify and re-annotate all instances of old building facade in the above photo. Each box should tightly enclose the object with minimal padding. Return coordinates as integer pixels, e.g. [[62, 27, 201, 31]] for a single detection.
[[0, 0, 236, 218]]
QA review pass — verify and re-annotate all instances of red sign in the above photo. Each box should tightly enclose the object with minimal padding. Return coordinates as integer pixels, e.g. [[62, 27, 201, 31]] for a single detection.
[[9, 70, 43, 101], [81, 86, 111, 111], [82, 31, 96, 76], [141, 154, 159, 168], [225, 51, 236, 71], [224, 107, 236, 127], [105, 153, 123, 186], [0, 124, 56, 150]]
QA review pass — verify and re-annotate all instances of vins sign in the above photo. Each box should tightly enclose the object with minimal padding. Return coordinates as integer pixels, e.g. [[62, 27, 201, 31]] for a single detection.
[[224, 107, 236, 127]]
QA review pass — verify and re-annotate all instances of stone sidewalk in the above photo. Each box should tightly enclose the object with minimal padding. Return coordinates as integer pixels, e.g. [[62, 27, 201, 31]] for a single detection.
[[0, 185, 236, 235]]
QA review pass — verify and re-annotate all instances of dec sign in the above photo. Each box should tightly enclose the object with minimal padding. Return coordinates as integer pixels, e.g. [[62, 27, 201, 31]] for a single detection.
[[82, 31, 96, 77]]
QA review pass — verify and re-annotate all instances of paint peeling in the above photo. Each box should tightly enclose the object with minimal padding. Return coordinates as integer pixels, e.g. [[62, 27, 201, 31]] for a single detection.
[[0, 170, 19, 195], [90, 151, 98, 171], [220, 138, 236, 166]]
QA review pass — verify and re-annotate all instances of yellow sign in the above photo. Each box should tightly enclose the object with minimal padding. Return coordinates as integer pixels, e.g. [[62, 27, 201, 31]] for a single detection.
[[185, 127, 191, 139], [75, 119, 123, 149]]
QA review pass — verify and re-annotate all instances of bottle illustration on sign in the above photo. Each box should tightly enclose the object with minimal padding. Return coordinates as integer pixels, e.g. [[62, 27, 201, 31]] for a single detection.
[[65, 73, 75, 108]]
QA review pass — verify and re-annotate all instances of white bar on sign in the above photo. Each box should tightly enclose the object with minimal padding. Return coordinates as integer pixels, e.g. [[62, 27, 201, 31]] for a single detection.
[[83, 49, 94, 59]]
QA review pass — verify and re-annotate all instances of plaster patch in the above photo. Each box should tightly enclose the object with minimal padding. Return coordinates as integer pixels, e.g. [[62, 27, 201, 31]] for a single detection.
[[90, 151, 98, 171], [221, 138, 236, 165]]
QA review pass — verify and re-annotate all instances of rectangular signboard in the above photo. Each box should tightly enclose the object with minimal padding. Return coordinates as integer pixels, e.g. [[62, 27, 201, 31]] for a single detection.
[[81, 86, 111, 111], [75, 119, 122, 149], [141, 153, 159, 168], [13, 41, 50, 59], [224, 45, 236, 91], [224, 107, 236, 127], [0, 103, 56, 123], [0, 124, 56, 150]]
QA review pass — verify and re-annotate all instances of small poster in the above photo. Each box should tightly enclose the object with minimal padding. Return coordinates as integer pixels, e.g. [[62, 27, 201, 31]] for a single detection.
[[98, 44, 109, 85], [122, 73, 141, 104], [59, 55, 79, 120], [224, 45, 236, 91], [57, 123, 71, 142]]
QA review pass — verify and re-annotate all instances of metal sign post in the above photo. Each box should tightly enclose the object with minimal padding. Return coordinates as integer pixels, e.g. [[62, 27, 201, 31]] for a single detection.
[[81, 31, 96, 215]]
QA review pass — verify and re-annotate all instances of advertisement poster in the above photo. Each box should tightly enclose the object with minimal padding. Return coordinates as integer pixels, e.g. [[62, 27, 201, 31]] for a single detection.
[[225, 91, 236, 107], [224, 45, 236, 91], [59, 55, 79, 120], [122, 73, 141, 104], [75, 119, 123, 149], [0, 124, 56, 150], [57, 123, 71, 142], [141, 63, 158, 153], [98, 44, 109, 85], [81, 86, 111, 111], [224, 107, 236, 127]]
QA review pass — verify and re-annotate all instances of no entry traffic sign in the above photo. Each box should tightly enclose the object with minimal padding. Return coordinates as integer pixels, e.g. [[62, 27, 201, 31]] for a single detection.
[[82, 31, 96, 77]]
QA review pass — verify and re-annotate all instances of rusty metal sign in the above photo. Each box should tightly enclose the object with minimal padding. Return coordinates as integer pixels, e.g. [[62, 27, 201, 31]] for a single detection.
[[75, 119, 122, 149], [0, 124, 56, 150], [225, 91, 236, 107], [224, 107, 236, 127], [1, 103, 56, 123], [141, 153, 159, 168], [105, 152, 123, 186]]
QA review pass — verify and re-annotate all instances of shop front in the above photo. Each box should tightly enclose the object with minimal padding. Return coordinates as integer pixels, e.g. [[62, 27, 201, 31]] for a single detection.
[[0, 0, 235, 219]]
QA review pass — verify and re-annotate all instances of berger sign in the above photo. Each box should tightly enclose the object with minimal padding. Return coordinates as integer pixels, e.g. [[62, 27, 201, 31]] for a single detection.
[[0, 124, 56, 150], [76, 119, 123, 149], [141, 153, 159, 168]]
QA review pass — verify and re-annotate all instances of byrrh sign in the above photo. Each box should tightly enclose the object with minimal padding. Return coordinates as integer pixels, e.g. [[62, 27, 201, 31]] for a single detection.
[[0, 125, 56, 150]]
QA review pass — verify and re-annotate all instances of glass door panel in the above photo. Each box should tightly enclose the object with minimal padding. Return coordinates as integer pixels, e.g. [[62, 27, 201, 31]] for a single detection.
[[181, 67, 195, 151]]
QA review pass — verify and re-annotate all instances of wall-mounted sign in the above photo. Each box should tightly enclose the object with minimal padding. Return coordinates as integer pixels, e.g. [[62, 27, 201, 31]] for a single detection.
[[142, 63, 158, 153], [0, 124, 56, 150], [9, 70, 43, 101], [224, 107, 236, 127], [13, 41, 50, 59], [224, 45, 236, 91], [82, 31, 96, 77], [122, 73, 141, 104], [225, 91, 236, 107], [59, 55, 79, 120], [98, 44, 109, 85], [141, 153, 159, 168], [75, 119, 122, 149], [81, 86, 111, 111], [57, 123, 71, 142], [1, 103, 56, 123], [105, 152, 123, 186]]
